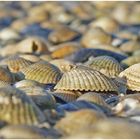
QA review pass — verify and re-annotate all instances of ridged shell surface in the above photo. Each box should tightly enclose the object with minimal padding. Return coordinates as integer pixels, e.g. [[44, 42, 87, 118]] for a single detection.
[[119, 63, 140, 91], [21, 61, 62, 84], [52, 90, 82, 102], [85, 56, 123, 78], [0, 55, 33, 73], [0, 86, 46, 125], [54, 65, 118, 92]]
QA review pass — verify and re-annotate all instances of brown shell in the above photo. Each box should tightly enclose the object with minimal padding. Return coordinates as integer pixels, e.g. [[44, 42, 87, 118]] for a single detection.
[[52, 90, 82, 102], [55, 109, 105, 136], [21, 61, 62, 84], [16, 37, 49, 54], [77, 92, 110, 108], [120, 41, 140, 54], [0, 55, 33, 73], [51, 42, 81, 59], [90, 16, 119, 33], [121, 55, 140, 67], [48, 26, 80, 44], [50, 59, 75, 73], [85, 56, 123, 78], [81, 27, 112, 48], [0, 66, 15, 83], [54, 65, 118, 92], [18, 86, 56, 108], [0, 86, 46, 125], [119, 63, 140, 91]]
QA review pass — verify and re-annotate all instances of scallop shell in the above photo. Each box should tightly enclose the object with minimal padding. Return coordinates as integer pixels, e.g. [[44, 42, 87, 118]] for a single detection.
[[48, 26, 80, 44], [0, 66, 15, 83], [52, 90, 82, 102], [21, 61, 62, 84], [55, 109, 105, 136], [51, 42, 81, 59], [54, 65, 118, 92], [0, 125, 47, 139], [77, 92, 110, 108], [16, 37, 49, 54], [50, 59, 75, 73], [90, 16, 119, 33], [81, 27, 112, 48], [0, 55, 33, 73], [0, 86, 46, 125], [19, 54, 41, 62], [85, 56, 123, 78], [119, 63, 140, 91], [120, 40, 140, 54], [68, 48, 128, 63], [18, 86, 56, 109], [121, 55, 140, 67]]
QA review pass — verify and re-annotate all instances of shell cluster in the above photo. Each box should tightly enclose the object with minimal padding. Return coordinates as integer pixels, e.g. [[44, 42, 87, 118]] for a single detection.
[[0, 1, 140, 139]]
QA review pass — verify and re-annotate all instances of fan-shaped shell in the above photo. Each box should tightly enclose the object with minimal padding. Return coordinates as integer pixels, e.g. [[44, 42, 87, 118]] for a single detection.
[[16, 37, 49, 54], [50, 59, 75, 73], [48, 26, 80, 44], [18, 86, 56, 109], [52, 90, 82, 102], [119, 63, 140, 91], [77, 92, 110, 108], [54, 65, 118, 92], [0, 86, 46, 125], [21, 61, 62, 84], [51, 42, 81, 59], [85, 56, 123, 78], [0, 55, 33, 73], [81, 27, 112, 48], [55, 109, 105, 136]]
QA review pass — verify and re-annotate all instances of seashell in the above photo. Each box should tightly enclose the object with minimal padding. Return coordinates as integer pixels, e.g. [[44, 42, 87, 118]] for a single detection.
[[77, 92, 110, 108], [119, 63, 140, 91], [16, 37, 49, 54], [50, 59, 75, 73], [19, 54, 41, 62], [0, 86, 46, 125], [18, 86, 56, 109], [0, 66, 15, 83], [50, 42, 81, 59], [85, 56, 123, 78], [90, 16, 119, 33], [0, 80, 11, 88], [0, 125, 47, 139], [120, 41, 140, 54], [40, 54, 52, 61], [48, 26, 80, 44], [0, 55, 33, 73], [64, 118, 140, 139], [121, 55, 140, 67], [21, 60, 62, 84], [55, 109, 105, 136], [81, 27, 112, 48], [14, 79, 45, 89], [54, 65, 118, 92], [52, 90, 82, 103], [67, 48, 128, 63]]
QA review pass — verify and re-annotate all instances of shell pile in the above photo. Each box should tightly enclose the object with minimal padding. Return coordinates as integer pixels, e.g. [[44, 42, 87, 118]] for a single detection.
[[0, 1, 140, 139]]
